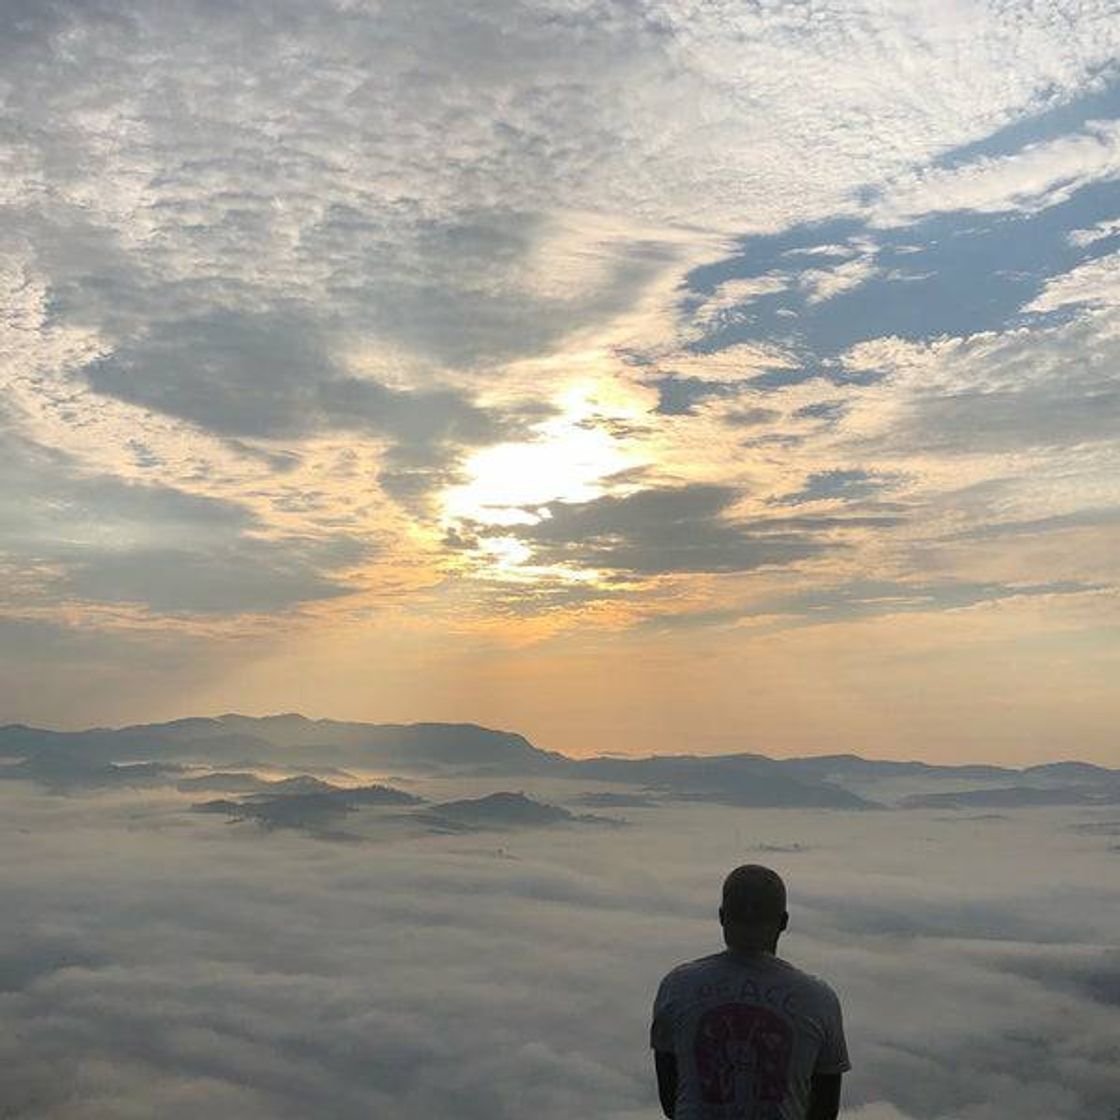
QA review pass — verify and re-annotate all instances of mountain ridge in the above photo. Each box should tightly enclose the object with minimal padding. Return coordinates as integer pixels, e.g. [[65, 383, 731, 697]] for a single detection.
[[2, 713, 1113, 772], [2, 714, 1116, 810]]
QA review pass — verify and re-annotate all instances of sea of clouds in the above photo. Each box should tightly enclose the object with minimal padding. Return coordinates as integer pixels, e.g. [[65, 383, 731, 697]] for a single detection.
[[2, 777, 1117, 1119]]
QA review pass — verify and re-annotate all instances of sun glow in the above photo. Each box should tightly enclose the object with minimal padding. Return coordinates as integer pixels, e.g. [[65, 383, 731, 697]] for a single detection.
[[440, 379, 647, 579], [442, 382, 643, 526]]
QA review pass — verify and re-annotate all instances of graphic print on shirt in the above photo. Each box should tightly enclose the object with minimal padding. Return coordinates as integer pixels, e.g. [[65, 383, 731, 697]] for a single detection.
[[693, 1002, 794, 1112]]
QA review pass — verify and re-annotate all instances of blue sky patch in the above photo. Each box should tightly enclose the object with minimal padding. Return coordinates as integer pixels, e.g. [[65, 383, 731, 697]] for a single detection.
[[681, 176, 1120, 373]]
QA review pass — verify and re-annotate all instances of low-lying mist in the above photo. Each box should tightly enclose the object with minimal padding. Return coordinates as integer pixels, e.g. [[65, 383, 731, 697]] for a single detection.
[[2, 773, 1117, 1119]]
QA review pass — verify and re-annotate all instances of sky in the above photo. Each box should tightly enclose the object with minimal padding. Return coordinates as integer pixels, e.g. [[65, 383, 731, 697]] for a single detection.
[[1, 0, 1119, 763], [2, 778, 1118, 1119]]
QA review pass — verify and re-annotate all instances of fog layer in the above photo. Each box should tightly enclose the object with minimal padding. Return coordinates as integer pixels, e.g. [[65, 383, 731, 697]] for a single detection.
[[2, 780, 1117, 1118]]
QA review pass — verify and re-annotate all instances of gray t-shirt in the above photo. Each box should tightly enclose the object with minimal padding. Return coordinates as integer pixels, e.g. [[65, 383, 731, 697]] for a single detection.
[[651, 950, 849, 1120]]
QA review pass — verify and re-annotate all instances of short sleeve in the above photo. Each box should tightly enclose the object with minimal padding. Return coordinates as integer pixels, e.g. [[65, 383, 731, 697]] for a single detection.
[[650, 975, 674, 1052], [814, 986, 851, 1074]]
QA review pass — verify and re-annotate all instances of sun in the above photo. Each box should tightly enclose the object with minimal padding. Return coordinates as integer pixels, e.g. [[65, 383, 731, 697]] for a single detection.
[[442, 381, 642, 526], [439, 378, 647, 575]]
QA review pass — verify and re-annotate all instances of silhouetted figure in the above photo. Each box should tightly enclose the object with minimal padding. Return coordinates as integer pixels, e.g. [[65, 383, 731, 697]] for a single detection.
[[651, 865, 849, 1120]]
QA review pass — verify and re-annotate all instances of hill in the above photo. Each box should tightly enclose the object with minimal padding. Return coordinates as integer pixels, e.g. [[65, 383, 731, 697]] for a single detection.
[[3, 714, 1116, 810]]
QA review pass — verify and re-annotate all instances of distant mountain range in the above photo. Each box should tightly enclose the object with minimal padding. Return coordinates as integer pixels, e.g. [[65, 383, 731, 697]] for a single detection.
[[2, 714, 1117, 810], [0, 715, 555, 772]]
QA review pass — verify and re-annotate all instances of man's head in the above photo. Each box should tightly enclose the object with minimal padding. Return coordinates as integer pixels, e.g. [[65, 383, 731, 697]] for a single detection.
[[719, 864, 788, 953]]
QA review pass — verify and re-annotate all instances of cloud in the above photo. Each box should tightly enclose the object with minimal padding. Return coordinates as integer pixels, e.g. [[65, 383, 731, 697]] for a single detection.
[[798, 255, 878, 305], [1026, 248, 1120, 312], [845, 1106, 919, 1120], [1, 773, 1118, 1119], [83, 309, 511, 449], [871, 119, 1120, 226], [842, 307, 1120, 454], [7, 1, 1118, 389], [722, 406, 782, 428], [485, 484, 836, 575], [682, 275, 792, 338], [1068, 215, 1120, 247], [956, 507, 1120, 541], [68, 536, 368, 615], [648, 579, 1100, 631], [0, 429, 370, 615]]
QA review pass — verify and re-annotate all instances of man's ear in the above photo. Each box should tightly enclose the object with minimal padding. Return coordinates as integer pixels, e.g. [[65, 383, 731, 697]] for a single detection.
[[779, 911, 789, 932], [718, 906, 725, 925]]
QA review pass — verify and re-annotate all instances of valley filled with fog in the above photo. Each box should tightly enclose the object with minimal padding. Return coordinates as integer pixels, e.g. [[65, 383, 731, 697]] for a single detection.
[[2, 718, 1117, 1119]]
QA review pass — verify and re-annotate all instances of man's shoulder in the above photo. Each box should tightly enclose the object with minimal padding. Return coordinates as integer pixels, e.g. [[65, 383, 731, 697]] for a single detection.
[[657, 951, 728, 989], [772, 957, 844, 1008]]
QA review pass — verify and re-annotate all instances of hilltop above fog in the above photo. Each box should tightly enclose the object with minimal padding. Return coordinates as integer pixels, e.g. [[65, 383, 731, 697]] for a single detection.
[[2, 714, 1117, 814]]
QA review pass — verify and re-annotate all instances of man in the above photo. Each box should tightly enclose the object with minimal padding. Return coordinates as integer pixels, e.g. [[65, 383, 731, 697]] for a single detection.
[[651, 865, 849, 1120]]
